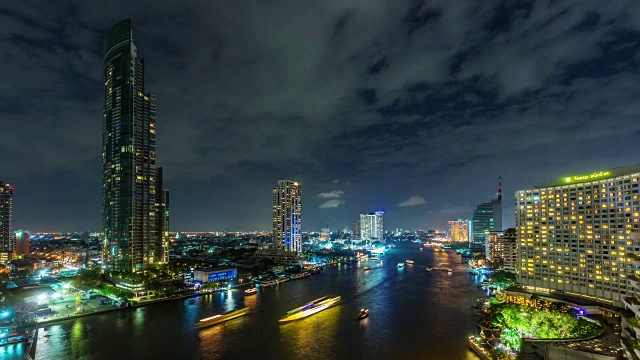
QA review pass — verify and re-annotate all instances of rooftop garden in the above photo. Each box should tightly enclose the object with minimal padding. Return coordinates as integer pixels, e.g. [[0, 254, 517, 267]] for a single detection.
[[488, 303, 602, 351]]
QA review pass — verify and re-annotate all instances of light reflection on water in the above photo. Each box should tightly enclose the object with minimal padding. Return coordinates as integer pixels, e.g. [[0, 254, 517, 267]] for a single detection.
[[29, 245, 484, 360]]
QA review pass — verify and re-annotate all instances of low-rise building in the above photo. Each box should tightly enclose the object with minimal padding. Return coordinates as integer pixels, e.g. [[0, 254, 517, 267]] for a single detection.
[[193, 267, 237, 283], [254, 248, 304, 266]]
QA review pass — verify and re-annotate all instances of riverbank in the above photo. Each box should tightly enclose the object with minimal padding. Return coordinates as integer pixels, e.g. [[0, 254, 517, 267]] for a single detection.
[[37, 291, 207, 326]]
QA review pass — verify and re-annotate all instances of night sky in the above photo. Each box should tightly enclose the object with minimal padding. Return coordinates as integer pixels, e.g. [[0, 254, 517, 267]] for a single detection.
[[3, 1, 640, 232]]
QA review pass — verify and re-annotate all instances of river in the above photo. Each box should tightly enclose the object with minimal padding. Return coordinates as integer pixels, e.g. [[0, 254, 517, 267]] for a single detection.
[[2, 245, 487, 360]]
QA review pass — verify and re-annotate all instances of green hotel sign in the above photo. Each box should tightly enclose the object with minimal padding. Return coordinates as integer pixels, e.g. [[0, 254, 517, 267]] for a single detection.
[[563, 171, 611, 184]]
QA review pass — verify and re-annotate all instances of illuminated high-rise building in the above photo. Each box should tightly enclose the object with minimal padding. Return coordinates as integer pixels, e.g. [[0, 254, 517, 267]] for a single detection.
[[155, 168, 170, 264], [448, 219, 470, 242], [102, 19, 168, 272], [272, 180, 302, 254], [485, 228, 516, 263], [516, 164, 640, 307], [471, 175, 503, 252], [14, 230, 30, 256], [359, 211, 384, 242], [0, 182, 15, 257]]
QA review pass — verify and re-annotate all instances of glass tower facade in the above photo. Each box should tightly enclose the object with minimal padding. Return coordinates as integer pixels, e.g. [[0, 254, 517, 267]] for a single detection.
[[471, 198, 502, 252], [102, 19, 168, 272]]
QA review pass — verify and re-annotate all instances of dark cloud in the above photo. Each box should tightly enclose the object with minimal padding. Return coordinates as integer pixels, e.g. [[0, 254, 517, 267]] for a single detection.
[[2, 1, 640, 231]]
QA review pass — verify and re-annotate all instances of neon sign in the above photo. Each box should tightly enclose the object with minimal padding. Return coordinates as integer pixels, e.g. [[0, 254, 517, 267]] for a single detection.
[[563, 171, 611, 184]]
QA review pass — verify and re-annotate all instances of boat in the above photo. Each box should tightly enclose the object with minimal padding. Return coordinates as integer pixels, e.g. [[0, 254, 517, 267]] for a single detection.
[[0, 331, 30, 346], [311, 267, 322, 274], [397, 262, 405, 268], [277, 277, 290, 284], [186, 299, 196, 305], [259, 279, 277, 287], [195, 307, 250, 329], [405, 260, 414, 265], [279, 295, 341, 323], [357, 308, 369, 320], [290, 273, 305, 280], [447, 268, 453, 273], [426, 267, 433, 272], [363, 266, 371, 271], [244, 288, 257, 295], [302, 271, 312, 277]]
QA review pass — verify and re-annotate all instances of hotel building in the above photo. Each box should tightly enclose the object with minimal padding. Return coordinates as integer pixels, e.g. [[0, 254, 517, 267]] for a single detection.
[[516, 164, 640, 307], [272, 180, 302, 254]]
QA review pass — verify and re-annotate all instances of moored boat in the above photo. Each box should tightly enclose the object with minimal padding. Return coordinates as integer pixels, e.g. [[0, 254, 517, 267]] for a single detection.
[[0, 332, 30, 346], [195, 307, 250, 329], [259, 279, 277, 286]]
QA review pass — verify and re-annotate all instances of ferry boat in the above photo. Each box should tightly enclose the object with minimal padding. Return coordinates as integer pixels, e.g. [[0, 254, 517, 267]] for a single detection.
[[405, 260, 414, 265], [195, 307, 250, 329], [397, 262, 405, 268], [357, 308, 369, 320], [279, 295, 341, 323], [244, 288, 257, 295]]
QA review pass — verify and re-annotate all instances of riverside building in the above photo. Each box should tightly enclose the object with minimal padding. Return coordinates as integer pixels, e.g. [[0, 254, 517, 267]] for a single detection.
[[471, 176, 503, 253], [272, 180, 302, 254], [358, 211, 384, 242], [448, 219, 471, 242], [0, 182, 14, 260], [516, 164, 640, 307], [102, 19, 170, 272]]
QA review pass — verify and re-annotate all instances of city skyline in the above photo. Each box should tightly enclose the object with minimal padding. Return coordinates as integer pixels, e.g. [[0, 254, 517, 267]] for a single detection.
[[4, 3, 640, 232]]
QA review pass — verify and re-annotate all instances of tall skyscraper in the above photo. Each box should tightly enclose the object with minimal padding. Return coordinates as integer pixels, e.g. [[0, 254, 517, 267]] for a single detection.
[[272, 180, 302, 254], [14, 230, 29, 256], [353, 219, 361, 240], [359, 211, 384, 242], [448, 219, 471, 242], [155, 168, 170, 264], [471, 175, 503, 252], [102, 19, 168, 272], [0, 182, 15, 257], [516, 164, 640, 307]]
